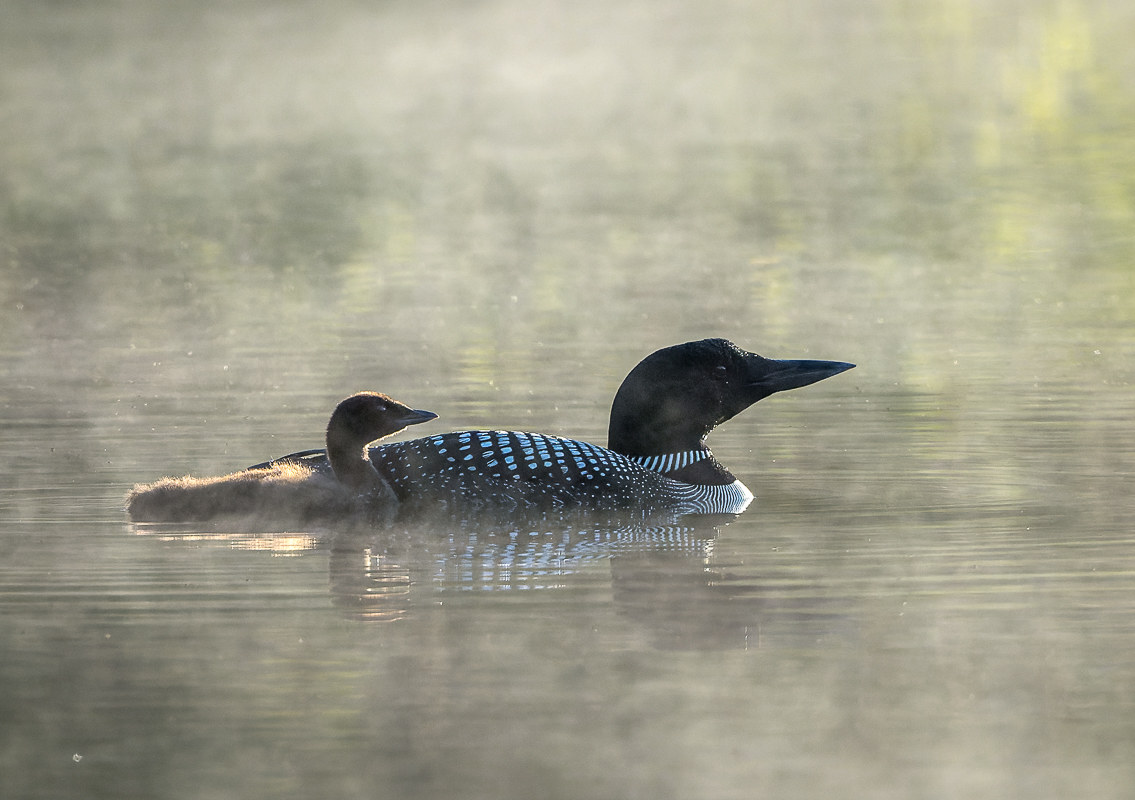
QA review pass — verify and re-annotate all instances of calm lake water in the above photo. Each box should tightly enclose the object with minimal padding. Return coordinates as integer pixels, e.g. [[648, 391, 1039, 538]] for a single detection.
[[3, 0, 1135, 798]]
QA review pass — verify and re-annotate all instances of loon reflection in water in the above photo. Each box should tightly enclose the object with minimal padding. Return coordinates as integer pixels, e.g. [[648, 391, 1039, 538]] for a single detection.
[[133, 518, 851, 648], [264, 339, 854, 518], [126, 393, 438, 524]]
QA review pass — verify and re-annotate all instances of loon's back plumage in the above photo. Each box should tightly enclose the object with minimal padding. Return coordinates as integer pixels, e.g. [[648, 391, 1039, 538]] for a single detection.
[[258, 339, 854, 519], [369, 430, 754, 516]]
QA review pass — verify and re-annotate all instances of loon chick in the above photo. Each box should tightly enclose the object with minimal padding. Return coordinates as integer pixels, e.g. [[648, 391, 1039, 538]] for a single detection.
[[265, 339, 854, 517], [126, 392, 437, 524]]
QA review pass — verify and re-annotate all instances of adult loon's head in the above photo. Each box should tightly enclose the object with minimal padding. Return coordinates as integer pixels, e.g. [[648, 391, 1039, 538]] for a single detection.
[[607, 339, 854, 461]]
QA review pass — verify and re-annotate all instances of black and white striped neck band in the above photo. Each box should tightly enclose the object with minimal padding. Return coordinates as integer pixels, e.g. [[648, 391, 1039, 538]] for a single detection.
[[628, 449, 710, 475]]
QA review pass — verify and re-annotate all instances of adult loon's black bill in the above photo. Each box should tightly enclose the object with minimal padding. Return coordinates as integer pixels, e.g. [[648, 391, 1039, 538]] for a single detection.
[[744, 357, 856, 398]]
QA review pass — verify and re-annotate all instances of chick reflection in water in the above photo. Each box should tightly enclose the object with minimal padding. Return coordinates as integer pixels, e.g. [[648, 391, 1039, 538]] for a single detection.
[[126, 393, 437, 525]]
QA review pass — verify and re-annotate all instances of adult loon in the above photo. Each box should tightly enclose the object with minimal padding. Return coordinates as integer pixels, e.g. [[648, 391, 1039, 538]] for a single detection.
[[126, 392, 438, 524], [261, 339, 854, 518]]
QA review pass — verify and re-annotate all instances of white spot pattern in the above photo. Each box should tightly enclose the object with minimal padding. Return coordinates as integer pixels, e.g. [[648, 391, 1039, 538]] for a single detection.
[[367, 431, 752, 515]]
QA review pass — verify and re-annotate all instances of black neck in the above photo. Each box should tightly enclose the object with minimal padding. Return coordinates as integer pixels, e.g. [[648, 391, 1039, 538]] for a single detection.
[[609, 403, 734, 486], [609, 416, 711, 459], [665, 453, 736, 485]]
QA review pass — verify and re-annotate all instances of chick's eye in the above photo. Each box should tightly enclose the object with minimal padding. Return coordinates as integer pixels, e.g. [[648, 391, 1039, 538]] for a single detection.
[[714, 365, 728, 379]]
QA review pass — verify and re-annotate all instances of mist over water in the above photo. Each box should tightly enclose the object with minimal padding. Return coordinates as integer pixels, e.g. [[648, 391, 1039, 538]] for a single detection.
[[3, 1, 1135, 798]]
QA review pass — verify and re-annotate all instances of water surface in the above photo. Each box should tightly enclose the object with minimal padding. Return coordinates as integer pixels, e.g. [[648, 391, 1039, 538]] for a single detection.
[[2, 0, 1135, 798]]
